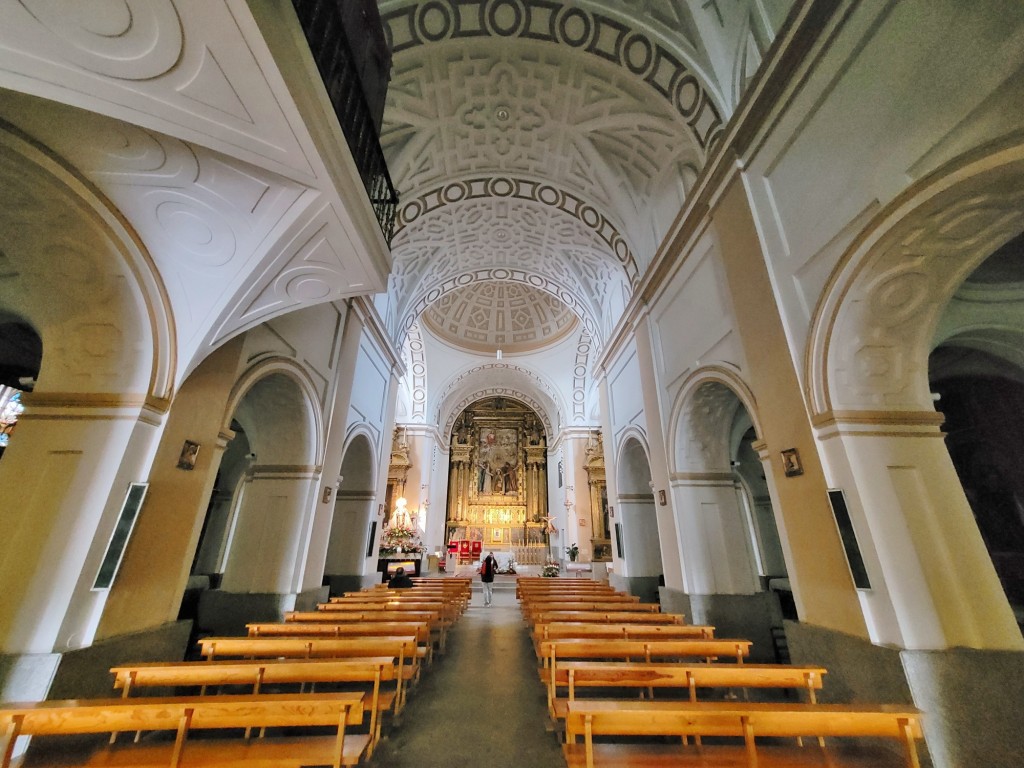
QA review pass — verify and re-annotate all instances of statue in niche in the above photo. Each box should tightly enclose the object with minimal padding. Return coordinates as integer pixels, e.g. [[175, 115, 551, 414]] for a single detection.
[[478, 460, 492, 494], [502, 461, 518, 493]]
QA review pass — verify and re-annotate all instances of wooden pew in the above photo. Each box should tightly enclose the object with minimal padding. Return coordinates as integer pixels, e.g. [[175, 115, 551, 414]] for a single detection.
[[248, 621, 433, 663], [523, 600, 656, 622], [196, 636, 420, 711], [109, 657, 395, 754], [539, 638, 752, 669], [0, 692, 367, 768], [563, 699, 924, 768], [532, 622, 715, 656], [547, 661, 827, 722], [533, 611, 683, 626], [289, 608, 450, 652]]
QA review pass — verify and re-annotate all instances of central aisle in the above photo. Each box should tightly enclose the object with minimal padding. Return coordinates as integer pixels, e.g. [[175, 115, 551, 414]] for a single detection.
[[367, 583, 565, 767]]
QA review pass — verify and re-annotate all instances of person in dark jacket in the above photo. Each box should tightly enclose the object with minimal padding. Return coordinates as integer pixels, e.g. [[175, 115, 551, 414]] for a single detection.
[[388, 566, 414, 589], [480, 551, 498, 606]]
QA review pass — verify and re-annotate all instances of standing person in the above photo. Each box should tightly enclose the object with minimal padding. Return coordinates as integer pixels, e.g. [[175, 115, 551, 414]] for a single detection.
[[480, 551, 498, 606]]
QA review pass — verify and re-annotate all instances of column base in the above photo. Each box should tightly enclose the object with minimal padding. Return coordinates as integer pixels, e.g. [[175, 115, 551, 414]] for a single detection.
[[902, 647, 1024, 768], [608, 574, 660, 604], [662, 590, 783, 664], [324, 573, 382, 597], [785, 623, 1024, 766], [196, 587, 328, 636]]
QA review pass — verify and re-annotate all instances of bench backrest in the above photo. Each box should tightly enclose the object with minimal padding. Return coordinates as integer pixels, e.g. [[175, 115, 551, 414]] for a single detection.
[[535, 623, 714, 644], [533, 611, 683, 625], [287, 610, 437, 624], [111, 658, 396, 693], [540, 638, 751, 664], [0, 693, 364, 768], [197, 635, 418, 661], [564, 700, 923, 768], [248, 621, 430, 642]]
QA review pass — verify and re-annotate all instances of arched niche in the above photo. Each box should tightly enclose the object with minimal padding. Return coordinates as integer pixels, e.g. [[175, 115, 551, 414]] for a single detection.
[[217, 363, 323, 596], [615, 433, 663, 582], [323, 431, 378, 593]]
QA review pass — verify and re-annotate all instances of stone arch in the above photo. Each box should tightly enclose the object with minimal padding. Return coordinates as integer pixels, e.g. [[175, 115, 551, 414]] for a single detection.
[[668, 366, 761, 474], [222, 356, 325, 467], [436, 362, 563, 438], [0, 122, 175, 405], [324, 430, 378, 592], [614, 431, 663, 582], [807, 138, 1024, 417], [380, 0, 725, 152]]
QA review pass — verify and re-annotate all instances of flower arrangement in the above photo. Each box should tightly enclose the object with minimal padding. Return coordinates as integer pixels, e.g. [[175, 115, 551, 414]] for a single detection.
[[378, 522, 426, 556], [542, 562, 560, 577], [565, 542, 580, 561]]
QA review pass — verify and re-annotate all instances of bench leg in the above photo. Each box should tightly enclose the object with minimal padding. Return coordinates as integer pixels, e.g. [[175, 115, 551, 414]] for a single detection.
[[900, 719, 921, 768], [742, 716, 758, 768], [169, 709, 193, 768], [332, 710, 348, 768], [1, 715, 23, 768]]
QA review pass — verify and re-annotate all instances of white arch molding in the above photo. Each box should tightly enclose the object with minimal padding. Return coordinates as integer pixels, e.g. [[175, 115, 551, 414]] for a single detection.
[[223, 355, 326, 467], [667, 365, 762, 475], [807, 138, 1024, 418]]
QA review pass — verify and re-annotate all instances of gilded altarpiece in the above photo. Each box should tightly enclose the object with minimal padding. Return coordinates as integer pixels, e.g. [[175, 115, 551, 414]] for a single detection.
[[446, 399, 548, 563]]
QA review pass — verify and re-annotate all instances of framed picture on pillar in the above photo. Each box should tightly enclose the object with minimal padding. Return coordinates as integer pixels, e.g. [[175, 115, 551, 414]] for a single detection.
[[366, 522, 378, 558], [827, 489, 871, 589], [92, 483, 149, 590], [781, 448, 803, 477], [177, 440, 200, 470]]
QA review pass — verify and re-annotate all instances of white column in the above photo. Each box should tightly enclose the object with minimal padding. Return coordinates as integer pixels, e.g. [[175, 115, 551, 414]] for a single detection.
[[822, 413, 1023, 650]]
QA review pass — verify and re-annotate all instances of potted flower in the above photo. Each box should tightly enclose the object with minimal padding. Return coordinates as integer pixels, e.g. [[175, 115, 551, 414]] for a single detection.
[[566, 542, 580, 562]]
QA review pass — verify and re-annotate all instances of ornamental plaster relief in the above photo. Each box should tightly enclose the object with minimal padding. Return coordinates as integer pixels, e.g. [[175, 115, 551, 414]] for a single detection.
[[403, 323, 428, 423], [0, 142, 154, 394], [674, 380, 742, 473], [0, 98, 311, 358], [380, 0, 724, 153], [816, 162, 1024, 415], [394, 176, 640, 283], [382, 38, 703, 241], [1, 0, 314, 180]]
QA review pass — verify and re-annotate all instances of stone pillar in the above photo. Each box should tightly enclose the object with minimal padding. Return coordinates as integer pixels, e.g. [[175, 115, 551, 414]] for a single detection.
[[821, 412, 1023, 651], [0, 393, 159, 696], [671, 473, 759, 595]]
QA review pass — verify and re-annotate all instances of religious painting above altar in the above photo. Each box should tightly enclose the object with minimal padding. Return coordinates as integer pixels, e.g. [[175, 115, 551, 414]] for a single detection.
[[445, 397, 550, 564]]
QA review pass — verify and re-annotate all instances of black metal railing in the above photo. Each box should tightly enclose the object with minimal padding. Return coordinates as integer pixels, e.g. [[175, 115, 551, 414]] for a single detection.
[[292, 0, 398, 243]]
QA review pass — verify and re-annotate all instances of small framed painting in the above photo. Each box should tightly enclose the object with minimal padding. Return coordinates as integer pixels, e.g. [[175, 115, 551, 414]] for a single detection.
[[782, 448, 803, 477]]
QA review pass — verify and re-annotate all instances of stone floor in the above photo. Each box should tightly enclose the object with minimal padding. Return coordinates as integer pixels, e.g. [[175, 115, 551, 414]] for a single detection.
[[367, 582, 564, 768]]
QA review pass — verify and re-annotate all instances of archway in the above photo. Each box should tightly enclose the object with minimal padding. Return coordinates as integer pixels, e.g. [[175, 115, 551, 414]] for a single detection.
[[615, 435, 663, 599], [323, 432, 377, 594], [929, 229, 1024, 628], [444, 397, 548, 568]]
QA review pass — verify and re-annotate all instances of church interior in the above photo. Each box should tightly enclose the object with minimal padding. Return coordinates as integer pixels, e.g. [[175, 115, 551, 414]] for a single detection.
[[0, 0, 1023, 765]]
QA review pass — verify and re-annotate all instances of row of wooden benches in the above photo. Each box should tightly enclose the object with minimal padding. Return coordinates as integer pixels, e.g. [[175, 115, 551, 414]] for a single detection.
[[516, 576, 924, 768], [0, 577, 472, 768]]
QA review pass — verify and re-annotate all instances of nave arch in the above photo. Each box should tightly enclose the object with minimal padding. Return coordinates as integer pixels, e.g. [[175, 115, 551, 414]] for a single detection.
[[667, 368, 784, 601], [323, 431, 378, 593], [613, 431, 662, 589], [805, 139, 1024, 649]]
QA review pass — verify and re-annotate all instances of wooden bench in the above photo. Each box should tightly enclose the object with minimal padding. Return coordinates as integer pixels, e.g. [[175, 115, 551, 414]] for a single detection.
[[288, 609, 450, 652], [196, 636, 420, 711], [524, 601, 655, 622], [539, 638, 752, 669], [547, 661, 827, 722], [248, 621, 433, 663], [110, 657, 396, 753], [533, 611, 684, 626], [0, 693, 367, 768], [532, 623, 715, 656], [563, 700, 923, 768]]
